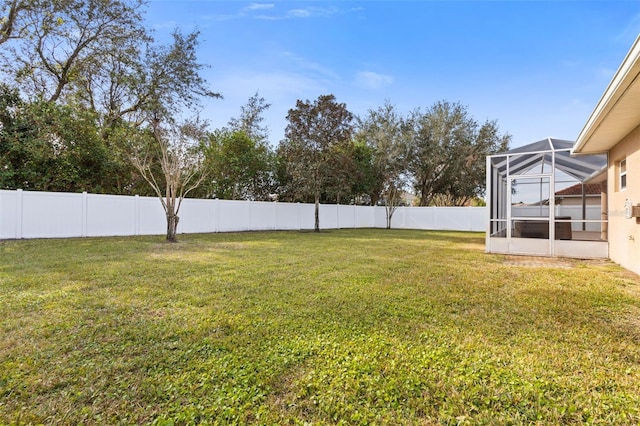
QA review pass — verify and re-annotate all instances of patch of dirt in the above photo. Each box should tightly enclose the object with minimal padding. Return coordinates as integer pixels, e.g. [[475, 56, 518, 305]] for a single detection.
[[149, 241, 246, 252], [503, 255, 574, 269], [266, 364, 314, 420], [459, 243, 485, 251]]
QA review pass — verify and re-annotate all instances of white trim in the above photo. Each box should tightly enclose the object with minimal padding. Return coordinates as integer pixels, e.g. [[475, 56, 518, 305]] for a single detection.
[[619, 158, 627, 191], [574, 35, 640, 154]]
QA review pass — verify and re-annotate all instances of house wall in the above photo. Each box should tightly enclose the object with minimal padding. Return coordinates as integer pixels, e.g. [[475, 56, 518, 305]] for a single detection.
[[608, 124, 640, 275], [556, 196, 601, 207]]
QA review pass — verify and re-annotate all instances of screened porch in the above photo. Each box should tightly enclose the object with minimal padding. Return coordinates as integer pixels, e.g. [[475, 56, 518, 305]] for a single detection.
[[485, 138, 608, 258]]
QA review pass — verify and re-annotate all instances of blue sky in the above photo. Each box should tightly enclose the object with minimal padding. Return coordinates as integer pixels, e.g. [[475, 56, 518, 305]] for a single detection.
[[146, 1, 640, 148]]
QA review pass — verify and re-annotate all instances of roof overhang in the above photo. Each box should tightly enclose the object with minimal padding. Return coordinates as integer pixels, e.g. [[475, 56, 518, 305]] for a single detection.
[[573, 36, 640, 155]]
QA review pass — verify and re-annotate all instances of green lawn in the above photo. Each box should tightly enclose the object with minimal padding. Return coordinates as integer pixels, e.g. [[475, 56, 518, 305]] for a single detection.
[[1, 230, 639, 425]]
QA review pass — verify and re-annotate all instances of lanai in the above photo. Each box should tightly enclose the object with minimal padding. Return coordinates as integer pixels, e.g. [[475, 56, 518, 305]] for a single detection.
[[485, 138, 608, 258]]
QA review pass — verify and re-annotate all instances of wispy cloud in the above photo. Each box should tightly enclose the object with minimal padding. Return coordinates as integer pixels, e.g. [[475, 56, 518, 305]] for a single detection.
[[243, 3, 274, 12], [238, 3, 276, 17], [616, 12, 640, 43], [153, 20, 180, 30], [599, 66, 616, 77], [202, 69, 331, 141], [287, 9, 312, 18], [562, 98, 590, 113], [280, 51, 340, 80], [203, 3, 276, 21], [208, 4, 341, 21], [355, 71, 394, 90], [287, 6, 339, 19], [217, 71, 327, 101]]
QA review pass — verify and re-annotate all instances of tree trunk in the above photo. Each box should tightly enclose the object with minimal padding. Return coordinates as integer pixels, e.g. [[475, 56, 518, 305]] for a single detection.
[[386, 205, 392, 229], [314, 193, 320, 232], [167, 213, 179, 242]]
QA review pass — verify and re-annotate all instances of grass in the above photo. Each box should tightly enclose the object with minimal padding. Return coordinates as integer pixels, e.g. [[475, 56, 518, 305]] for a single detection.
[[1, 229, 639, 425]]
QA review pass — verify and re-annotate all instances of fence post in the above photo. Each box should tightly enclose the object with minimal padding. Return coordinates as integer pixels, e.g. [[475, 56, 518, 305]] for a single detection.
[[215, 198, 220, 233], [469, 207, 474, 232], [15, 189, 23, 239], [247, 201, 251, 231], [432, 207, 437, 230], [353, 204, 356, 229], [274, 201, 278, 231], [134, 195, 140, 236], [81, 191, 88, 237]]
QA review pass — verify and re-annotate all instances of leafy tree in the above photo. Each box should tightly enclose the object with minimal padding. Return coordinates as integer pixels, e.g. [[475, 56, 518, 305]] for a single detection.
[[126, 27, 220, 241], [409, 101, 510, 206], [281, 94, 354, 231], [357, 101, 411, 228], [130, 118, 208, 242], [0, 0, 220, 240], [0, 0, 217, 126], [2, 0, 147, 104], [197, 92, 274, 201], [227, 92, 271, 145], [136, 30, 220, 124], [0, 84, 117, 192], [322, 140, 358, 205], [198, 129, 273, 200], [348, 140, 376, 205], [272, 141, 297, 203], [0, 0, 29, 45]]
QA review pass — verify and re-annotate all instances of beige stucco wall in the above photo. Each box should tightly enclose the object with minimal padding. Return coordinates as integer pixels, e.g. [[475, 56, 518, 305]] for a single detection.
[[556, 196, 601, 207], [608, 124, 640, 275]]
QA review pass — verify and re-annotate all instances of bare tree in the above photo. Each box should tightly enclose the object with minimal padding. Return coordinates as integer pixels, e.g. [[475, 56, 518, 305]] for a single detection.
[[131, 119, 208, 242]]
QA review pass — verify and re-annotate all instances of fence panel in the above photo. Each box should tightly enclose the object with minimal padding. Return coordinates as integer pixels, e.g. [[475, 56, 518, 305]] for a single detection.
[[319, 204, 338, 229], [87, 193, 136, 237], [354, 205, 375, 228], [469, 207, 487, 232], [137, 196, 166, 235], [402, 207, 435, 230], [510, 205, 602, 232], [556, 205, 602, 231], [218, 200, 251, 232], [374, 207, 390, 228], [22, 191, 83, 238], [0, 190, 490, 239], [179, 198, 217, 234], [249, 201, 277, 231], [433, 207, 480, 231], [275, 203, 300, 230], [0, 190, 18, 239], [297, 203, 316, 230], [337, 205, 355, 228]]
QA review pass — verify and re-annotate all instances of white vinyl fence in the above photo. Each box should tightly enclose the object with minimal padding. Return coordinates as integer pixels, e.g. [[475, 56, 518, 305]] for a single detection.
[[511, 205, 604, 231], [0, 189, 487, 239]]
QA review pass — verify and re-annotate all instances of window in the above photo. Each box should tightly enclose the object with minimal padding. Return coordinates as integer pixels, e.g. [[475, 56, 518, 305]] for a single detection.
[[620, 158, 627, 191]]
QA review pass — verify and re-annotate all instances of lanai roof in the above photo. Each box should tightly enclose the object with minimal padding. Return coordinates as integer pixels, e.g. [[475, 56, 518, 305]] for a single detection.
[[491, 137, 607, 183]]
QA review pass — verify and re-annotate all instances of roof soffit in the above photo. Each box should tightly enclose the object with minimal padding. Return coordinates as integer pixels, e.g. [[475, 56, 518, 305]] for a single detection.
[[574, 36, 640, 154]]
